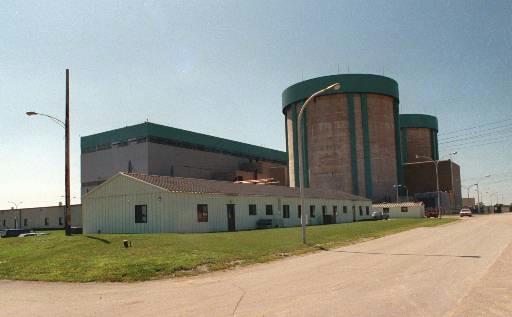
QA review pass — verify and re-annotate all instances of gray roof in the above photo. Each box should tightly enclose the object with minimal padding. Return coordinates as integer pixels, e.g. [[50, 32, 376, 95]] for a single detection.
[[124, 173, 369, 201]]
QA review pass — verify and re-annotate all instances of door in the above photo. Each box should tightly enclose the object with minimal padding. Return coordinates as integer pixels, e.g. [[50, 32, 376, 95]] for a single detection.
[[227, 204, 236, 232], [352, 206, 356, 222]]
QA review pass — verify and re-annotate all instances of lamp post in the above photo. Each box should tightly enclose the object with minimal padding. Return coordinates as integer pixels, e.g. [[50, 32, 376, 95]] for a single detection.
[[8, 201, 22, 229], [26, 69, 71, 236], [475, 175, 491, 214], [298, 82, 341, 244], [467, 184, 477, 199], [448, 152, 458, 205], [392, 184, 408, 202], [415, 152, 457, 219], [402, 185, 409, 202], [485, 191, 498, 213]]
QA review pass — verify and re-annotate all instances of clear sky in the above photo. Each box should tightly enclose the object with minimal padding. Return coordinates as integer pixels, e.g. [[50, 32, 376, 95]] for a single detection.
[[1, 0, 511, 209]]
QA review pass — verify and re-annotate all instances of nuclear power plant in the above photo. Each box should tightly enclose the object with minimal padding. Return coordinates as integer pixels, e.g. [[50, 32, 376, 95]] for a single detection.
[[281, 74, 461, 209], [78, 73, 462, 210]]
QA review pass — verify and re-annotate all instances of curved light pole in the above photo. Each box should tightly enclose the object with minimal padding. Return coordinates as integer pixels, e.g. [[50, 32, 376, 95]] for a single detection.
[[298, 82, 341, 244], [416, 152, 457, 219], [475, 174, 491, 214], [8, 201, 22, 229], [26, 69, 71, 236]]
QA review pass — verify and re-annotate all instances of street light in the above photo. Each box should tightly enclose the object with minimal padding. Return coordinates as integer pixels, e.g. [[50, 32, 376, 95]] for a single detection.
[[485, 191, 498, 213], [26, 69, 72, 236], [475, 174, 491, 214], [298, 82, 341, 244], [392, 184, 408, 202], [8, 201, 22, 229], [415, 152, 457, 219]]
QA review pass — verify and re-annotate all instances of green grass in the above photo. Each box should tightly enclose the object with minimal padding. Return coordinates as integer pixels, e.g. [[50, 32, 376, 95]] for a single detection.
[[0, 218, 456, 282]]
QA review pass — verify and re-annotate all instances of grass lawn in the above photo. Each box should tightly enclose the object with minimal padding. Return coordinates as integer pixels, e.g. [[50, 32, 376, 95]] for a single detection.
[[0, 218, 456, 282]]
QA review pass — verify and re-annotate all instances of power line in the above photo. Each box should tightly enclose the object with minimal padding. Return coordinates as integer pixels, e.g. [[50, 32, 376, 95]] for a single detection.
[[439, 127, 512, 145], [439, 124, 512, 141], [439, 118, 512, 137], [440, 135, 511, 151]]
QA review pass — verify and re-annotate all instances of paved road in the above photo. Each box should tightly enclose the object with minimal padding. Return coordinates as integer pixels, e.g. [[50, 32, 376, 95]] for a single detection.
[[2, 214, 512, 317]]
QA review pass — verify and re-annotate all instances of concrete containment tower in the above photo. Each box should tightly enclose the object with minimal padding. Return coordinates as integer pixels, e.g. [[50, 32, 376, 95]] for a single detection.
[[399, 114, 439, 163], [282, 74, 402, 202]]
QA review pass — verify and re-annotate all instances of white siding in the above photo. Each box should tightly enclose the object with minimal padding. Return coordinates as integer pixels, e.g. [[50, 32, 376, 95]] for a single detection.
[[0, 205, 82, 230], [83, 174, 373, 234], [372, 205, 424, 218]]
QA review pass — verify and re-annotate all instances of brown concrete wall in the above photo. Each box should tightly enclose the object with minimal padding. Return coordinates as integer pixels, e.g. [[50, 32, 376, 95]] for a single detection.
[[285, 93, 398, 202], [405, 128, 433, 163], [353, 95, 366, 196], [367, 94, 397, 202], [306, 95, 353, 193]]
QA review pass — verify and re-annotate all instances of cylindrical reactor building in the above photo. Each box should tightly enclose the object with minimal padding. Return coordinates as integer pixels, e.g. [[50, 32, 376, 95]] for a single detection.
[[399, 114, 439, 163], [283, 74, 402, 202]]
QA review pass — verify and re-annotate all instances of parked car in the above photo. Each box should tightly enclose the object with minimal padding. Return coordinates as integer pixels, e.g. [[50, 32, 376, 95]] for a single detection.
[[371, 210, 389, 220], [459, 208, 472, 217], [425, 209, 439, 218]]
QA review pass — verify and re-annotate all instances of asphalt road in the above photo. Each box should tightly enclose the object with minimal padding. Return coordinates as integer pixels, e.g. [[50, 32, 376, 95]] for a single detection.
[[2, 214, 511, 317]]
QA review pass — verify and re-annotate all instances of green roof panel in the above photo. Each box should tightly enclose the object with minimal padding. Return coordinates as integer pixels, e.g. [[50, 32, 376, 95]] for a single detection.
[[282, 74, 399, 112], [81, 122, 288, 163], [399, 114, 438, 131]]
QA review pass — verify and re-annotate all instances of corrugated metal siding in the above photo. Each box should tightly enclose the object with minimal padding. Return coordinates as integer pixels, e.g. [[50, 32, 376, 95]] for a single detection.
[[83, 174, 373, 234]]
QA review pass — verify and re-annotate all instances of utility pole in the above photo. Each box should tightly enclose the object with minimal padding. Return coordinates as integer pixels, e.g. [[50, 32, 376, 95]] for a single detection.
[[65, 69, 71, 236]]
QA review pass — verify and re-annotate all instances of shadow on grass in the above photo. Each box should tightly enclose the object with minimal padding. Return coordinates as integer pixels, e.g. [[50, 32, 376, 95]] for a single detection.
[[85, 235, 111, 244]]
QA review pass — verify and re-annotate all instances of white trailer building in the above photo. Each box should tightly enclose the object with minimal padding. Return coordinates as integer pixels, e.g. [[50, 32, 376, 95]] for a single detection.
[[83, 173, 372, 234], [372, 202, 425, 218]]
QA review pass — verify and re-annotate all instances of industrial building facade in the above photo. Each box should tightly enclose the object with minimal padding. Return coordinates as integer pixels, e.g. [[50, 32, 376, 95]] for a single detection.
[[83, 173, 371, 234], [0, 204, 82, 230], [404, 160, 463, 211], [76, 73, 464, 234], [81, 122, 288, 195]]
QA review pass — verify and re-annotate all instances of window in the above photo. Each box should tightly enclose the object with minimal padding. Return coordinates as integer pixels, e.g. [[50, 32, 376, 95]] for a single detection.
[[322, 205, 327, 214], [135, 205, 148, 223], [333, 206, 338, 216], [366, 206, 370, 215], [44, 217, 49, 226], [59, 217, 63, 225], [359, 206, 363, 216], [24, 219, 28, 226], [2, 219, 5, 227], [383, 208, 390, 214], [298, 205, 302, 218], [249, 204, 257, 216], [401, 207, 408, 213], [266, 205, 273, 216], [197, 204, 208, 222], [310, 205, 316, 218], [283, 205, 290, 218], [343, 206, 347, 214]]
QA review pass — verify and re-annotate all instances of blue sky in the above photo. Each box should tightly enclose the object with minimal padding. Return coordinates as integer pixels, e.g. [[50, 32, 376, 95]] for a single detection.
[[1, 0, 511, 209]]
